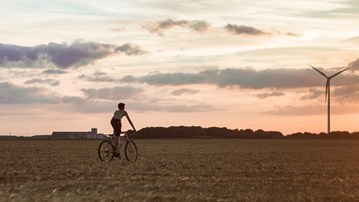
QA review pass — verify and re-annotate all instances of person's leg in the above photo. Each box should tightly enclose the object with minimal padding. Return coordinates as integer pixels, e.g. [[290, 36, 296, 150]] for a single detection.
[[114, 136, 119, 153], [117, 122, 122, 153], [111, 119, 121, 155]]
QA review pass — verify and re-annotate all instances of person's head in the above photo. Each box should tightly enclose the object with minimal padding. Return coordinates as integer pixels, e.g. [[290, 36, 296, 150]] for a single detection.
[[118, 103, 125, 110]]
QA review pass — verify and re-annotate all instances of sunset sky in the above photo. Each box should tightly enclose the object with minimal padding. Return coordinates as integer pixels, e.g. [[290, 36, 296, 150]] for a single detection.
[[1, 0, 359, 136]]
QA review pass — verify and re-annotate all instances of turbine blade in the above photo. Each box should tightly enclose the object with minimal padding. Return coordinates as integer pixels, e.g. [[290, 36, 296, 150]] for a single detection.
[[325, 80, 329, 102], [329, 67, 350, 79], [310, 65, 328, 78]]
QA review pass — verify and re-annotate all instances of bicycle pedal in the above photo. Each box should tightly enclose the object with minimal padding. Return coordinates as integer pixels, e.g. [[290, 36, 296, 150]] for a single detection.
[[114, 152, 121, 158]]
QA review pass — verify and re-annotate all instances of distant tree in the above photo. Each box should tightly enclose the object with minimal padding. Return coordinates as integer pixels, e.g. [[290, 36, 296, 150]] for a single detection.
[[286, 132, 318, 139], [132, 126, 354, 139], [328, 131, 352, 139]]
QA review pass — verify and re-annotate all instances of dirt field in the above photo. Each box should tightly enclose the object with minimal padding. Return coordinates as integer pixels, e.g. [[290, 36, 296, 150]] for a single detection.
[[1, 139, 359, 201]]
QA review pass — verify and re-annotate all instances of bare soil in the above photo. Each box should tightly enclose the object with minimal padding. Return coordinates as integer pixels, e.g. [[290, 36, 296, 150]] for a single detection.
[[1, 139, 359, 201]]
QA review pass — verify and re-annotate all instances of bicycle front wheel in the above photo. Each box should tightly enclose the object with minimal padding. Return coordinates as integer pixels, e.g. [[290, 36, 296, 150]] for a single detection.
[[125, 140, 138, 162], [98, 140, 114, 162]]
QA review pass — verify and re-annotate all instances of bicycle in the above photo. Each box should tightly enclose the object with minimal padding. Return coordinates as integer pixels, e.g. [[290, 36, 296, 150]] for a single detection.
[[98, 130, 138, 162]]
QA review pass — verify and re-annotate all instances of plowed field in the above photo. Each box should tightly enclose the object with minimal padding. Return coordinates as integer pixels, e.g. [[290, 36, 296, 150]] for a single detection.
[[1, 139, 359, 201]]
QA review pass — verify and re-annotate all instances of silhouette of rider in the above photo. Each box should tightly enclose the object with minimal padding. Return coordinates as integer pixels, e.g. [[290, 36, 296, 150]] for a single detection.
[[111, 103, 136, 156]]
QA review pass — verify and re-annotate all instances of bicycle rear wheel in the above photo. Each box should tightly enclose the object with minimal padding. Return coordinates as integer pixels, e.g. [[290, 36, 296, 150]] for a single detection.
[[98, 140, 114, 162], [125, 140, 138, 162]]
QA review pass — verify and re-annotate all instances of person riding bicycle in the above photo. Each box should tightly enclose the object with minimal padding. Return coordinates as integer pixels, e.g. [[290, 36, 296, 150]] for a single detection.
[[111, 103, 136, 157]]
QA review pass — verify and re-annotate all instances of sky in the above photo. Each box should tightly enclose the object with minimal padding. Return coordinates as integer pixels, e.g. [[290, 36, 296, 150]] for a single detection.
[[1, 0, 359, 136]]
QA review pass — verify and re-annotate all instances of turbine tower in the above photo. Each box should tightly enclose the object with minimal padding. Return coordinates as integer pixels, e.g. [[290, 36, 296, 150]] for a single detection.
[[310, 65, 349, 135]]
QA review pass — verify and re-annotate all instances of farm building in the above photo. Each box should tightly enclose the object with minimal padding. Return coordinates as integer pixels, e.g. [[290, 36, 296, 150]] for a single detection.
[[51, 128, 106, 139]]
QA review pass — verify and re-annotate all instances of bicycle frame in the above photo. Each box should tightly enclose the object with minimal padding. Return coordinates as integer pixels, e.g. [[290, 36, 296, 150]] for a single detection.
[[98, 129, 138, 162], [110, 130, 134, 145]]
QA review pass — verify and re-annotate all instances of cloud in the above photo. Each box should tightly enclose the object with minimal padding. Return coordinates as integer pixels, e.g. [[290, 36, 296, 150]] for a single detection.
[[120, 68, 359, 89], [42, 69, 67, 74], [268, 105, 325, 116], [115, 43, 148, 56], [79, 86, 218, 113], [24, 78, 60, 86], [78, 72, 118, 83], [188, 21, 210, 33], [348, 57, 359, 72], [160, 103, 218, 112], [70, 100, 115, 113], [62, 96, 86, 105], [42, 41, 115, 68], [257, 92, 285, 99], [224, 24, 269, 36], [268, 104, 359, 116], [333, 84, 359, 104], [300, 84, 359, 104], [82, 86, 144, 100], [334, 85, 359, 97], [0, 82, 88, 105], [286, 32, 300, 37], [145, 19, 210, 36], [0, 41, 129, 68], [0, 82, 59, 104], [129, 101, 220, 113], [300, 88, 323, 100], [70, 99, 220, 114], [121, 67, 359, 104], [145, 19, 297, 37], [0, 44, 32, 66], [171, 88, 199, 96], [64, 94, 220, 114]]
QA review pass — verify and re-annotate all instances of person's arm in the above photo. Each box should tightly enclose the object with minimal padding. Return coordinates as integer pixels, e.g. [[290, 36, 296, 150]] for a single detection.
[[125, 111, 136, 131]]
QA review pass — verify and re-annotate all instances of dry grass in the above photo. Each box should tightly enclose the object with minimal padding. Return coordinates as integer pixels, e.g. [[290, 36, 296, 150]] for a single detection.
[[1, 139, 359, 201]]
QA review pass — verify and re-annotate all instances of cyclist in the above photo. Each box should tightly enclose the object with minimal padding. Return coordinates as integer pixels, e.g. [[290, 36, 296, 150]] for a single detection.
[[111, 103, 136, 157]]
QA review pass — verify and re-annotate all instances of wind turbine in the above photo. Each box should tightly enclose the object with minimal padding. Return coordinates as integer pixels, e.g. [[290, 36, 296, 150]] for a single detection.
[[310, 65, 349, 135]]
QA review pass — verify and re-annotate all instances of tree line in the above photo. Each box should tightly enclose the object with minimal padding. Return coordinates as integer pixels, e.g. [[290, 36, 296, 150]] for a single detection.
[[132, 126, 359, 139]]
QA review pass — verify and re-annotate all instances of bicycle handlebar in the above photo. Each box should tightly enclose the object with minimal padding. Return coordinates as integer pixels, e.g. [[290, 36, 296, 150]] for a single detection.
[[121, 129, 136, 134]]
